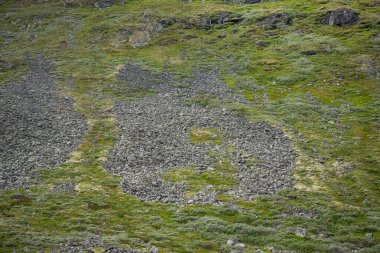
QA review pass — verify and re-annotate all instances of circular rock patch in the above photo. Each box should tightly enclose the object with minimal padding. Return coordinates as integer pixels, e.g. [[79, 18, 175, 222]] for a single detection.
[[104, 63, 295, 205]]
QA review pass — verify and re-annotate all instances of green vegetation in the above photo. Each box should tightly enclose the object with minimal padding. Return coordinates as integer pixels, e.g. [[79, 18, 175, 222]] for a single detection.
[[189, 127, 223, 145], [0, 0, 379, 252], [164, 166, 235, 192]]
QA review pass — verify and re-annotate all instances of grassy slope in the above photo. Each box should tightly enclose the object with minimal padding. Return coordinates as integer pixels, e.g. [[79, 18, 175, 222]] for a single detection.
[[0, 0, 379, 252]]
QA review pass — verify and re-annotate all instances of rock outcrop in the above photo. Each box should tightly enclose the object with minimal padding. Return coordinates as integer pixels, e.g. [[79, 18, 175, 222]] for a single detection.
[[257, 12, 292, 30], [321, 7, 359, 27], [159, 12, 244, 30]]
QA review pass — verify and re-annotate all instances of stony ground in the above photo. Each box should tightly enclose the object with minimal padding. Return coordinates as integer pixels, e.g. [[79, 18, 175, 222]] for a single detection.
[[59, 235, 159, 253], [0, 0, 378, 252], [104, 63, 295, 205], [0, 57, 87, 190]]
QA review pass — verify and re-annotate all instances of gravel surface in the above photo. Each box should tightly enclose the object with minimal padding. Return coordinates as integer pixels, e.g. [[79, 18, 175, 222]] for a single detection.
[[104, 63, 296, 205], [0, 57, 87, 190], [58, 235, 158, 253]]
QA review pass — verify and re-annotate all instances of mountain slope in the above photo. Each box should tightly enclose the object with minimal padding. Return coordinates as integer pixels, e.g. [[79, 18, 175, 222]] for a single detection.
[[0, 0, 379, 252]]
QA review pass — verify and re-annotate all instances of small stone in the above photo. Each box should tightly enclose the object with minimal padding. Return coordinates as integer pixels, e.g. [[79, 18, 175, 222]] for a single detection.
[[318, 155, 325, 164], [0, 61, 14, 70], [10, 194, 26, 200], [206, 167, 215, 171], [236, 243, 246, 248], [295, 227, 307, 238], [302, 50, 317, 55], [149, 246, 159, 253]]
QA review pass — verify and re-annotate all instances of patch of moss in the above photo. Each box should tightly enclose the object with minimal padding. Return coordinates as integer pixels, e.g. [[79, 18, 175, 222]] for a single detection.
[[189, 127, 223, 145], [164, 167, 236, 192]]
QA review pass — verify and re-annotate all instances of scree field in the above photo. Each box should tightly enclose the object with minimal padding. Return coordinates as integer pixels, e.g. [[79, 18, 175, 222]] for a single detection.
[[0, 0, 379, 252]]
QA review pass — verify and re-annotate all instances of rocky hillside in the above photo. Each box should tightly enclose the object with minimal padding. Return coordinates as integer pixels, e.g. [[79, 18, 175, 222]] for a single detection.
[[0, 0, 379, 252]]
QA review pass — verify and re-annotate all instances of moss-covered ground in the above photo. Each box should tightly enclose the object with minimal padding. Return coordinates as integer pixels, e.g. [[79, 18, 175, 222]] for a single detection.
[[0, 0, 379, 252]]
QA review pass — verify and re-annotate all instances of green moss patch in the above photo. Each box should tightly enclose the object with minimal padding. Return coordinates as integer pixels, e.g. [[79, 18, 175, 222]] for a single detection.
[[189, 127, 223, 145]]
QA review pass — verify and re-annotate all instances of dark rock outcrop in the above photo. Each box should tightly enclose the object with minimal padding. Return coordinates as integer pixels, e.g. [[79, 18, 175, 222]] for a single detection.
[[94, 1, 115, 8], [159, 12, 244, 30], [257, 13, 292, 30], [321, 7, 359, 27]]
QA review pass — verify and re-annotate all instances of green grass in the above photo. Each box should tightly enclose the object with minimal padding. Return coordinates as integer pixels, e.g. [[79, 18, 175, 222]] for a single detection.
[[189, 127, 223, 145], [0, 0, 379, 252], [164, 167, 236, 193], [185, 94, 222, 108]]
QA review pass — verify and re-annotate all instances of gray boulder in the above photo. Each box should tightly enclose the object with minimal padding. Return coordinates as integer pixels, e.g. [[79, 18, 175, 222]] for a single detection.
[[257, 13, 292, 30], [321, 7, 359, 26], [94, 0, 125, 8]]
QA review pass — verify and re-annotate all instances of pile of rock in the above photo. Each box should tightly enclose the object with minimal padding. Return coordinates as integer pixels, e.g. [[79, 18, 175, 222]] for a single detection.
[[104, 63, 295, 205], [0, 57, 87, 190]]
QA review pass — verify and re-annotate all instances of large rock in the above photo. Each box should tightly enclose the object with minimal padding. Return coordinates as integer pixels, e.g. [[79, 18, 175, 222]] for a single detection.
[[94, 1, 115, 9], [321, 7, 359, 26], [158, 12, 244, 30], [256, 13, 292, 30]]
